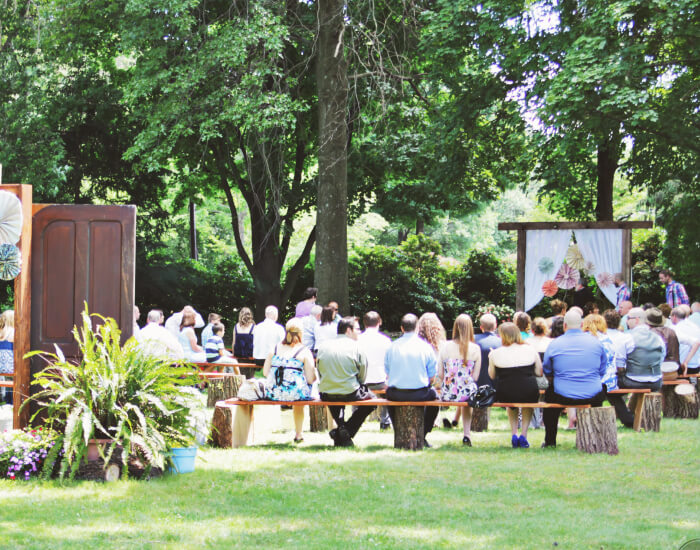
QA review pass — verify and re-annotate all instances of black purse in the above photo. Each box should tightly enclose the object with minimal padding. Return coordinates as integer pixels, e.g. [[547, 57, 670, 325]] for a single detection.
[[468, 385, 497, 408]]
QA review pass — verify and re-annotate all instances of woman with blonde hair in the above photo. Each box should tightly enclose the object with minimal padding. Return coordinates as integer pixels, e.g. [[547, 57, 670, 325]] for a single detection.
[[232, 307, 255, 358], [488, 322, 542, 448], [0, 310, 14, 405], [417, 312, 446, 355], [437, 314, 481, 446], [263, 318, 316, 443]]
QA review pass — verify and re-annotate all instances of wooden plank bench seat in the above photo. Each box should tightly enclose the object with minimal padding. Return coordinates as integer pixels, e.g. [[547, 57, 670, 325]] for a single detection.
[[0, 381, 12, 388], [210, 398, 621, 453], [192, 362, 259, 372]]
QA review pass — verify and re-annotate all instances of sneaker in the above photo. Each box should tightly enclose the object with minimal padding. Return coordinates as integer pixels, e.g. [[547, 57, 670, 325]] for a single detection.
[[379, 422, 391, 430], [423, 439, 432, 448], [518, 435, 529, 448], [442, 418, 452, 429], [512, 434, 519, 448], [462, 436, 472, 447]]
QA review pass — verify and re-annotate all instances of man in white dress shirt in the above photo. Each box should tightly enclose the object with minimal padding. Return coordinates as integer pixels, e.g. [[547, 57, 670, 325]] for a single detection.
[[252, 306, 286, 365], [136, 310, 185, 360], [357, 311, 393, 429]]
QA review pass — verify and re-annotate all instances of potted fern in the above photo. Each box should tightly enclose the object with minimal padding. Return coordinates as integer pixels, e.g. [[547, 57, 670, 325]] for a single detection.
[[26, 304, 201, 480]]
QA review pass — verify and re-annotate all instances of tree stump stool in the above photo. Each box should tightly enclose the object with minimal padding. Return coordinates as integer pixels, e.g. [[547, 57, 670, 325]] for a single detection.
[[309, 405, 329, 432], [210, 401, 254, 448], [391, 405, 425, 450], [575, 406, 618, 455], [471, 407, 490, 432], [634, 392, 661, 432], [662, 382, 699, 419], [206, 375, 245, 408]]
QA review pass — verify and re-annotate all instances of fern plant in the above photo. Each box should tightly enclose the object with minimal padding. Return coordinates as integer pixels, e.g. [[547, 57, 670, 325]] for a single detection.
[[25, 304, 200, 479]]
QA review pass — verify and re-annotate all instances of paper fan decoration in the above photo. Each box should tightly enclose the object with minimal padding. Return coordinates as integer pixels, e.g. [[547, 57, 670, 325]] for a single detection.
[[0, 191, 23, 245], [0, 244, 21, 280], [542, 279, 558, 297], [597, 271, 614, 288], [583, 261, 596, 276], [565, 244, 586, 271], [538, 256, 555, 275], [555, 263, 579, 289]]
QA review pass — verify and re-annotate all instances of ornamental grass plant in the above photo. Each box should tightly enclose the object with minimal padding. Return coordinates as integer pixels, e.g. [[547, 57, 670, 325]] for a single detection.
[[25, 305, 200, 480]]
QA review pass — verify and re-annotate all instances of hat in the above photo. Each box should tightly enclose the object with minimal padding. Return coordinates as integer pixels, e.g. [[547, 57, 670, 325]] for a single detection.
[[645, 308, 664, 327]]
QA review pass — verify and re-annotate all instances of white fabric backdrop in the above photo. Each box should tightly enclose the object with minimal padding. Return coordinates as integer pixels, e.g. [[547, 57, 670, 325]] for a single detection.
[[524, 230, 572, 311], [573, 229, 623, 306]]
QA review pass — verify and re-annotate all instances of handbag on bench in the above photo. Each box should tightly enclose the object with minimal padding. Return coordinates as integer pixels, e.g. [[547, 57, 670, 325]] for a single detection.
[[237, 378, 266, 401]]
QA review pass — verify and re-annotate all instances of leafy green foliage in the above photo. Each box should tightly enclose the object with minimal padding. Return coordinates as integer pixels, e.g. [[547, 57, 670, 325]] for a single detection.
[[26, 305, 200, 479], [630, 230, 666, 306], [451, 250, 516, 312], [349, 235, 461, 330]]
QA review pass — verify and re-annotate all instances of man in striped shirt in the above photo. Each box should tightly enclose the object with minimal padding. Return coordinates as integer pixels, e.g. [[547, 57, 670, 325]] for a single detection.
[[613, 273, 631, 312], [659, 269, 689, 307]]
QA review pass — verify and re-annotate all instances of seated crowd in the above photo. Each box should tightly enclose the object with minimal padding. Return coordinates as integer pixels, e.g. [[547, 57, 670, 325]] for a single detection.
[[133, 281, 700, 449]]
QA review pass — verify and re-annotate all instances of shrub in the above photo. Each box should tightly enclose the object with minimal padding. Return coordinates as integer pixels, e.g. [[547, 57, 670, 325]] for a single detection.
[[451, 250, 516, 311]]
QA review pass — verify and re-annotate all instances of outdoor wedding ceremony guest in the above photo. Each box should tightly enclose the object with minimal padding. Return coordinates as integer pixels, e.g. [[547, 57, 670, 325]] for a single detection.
[[313, 306, 338, 350], [618, 300, 634, 331], [232, 307, 255, 359], [204, 323, 239, 371], [136, 309, 185, 360], [133, 305, 141, 335], [295, 287, 318, 318], [670, 306, 700, 375], [690, 303, 700, 330], [613, 273, 631, 311], [583, 302, 600, 317], [437, 314, 481, 446], [514, 311, 532, 340], [659, 269, 689, 307], [620, 308, 665, 391], [582, 313, 634, 427], [317, 317, 374, 447], [546, 299, 567, 329], [165, 305, 204, 337], [263, 318, 316, 443], [252, 306, 286, 366], [385, 313, 439, 447], [357, 311, 392, 430], [488, 322, 542, 448], [417, 312, 446, 355], [475, 313, 501, 388], [178, 309, 206, 363], [302, 305, 323, 352], [526, 316, 552, 429], [548, 315, 576, 429], [200, 312, 222, 350], [327, 301, 342, 324], [0, 310, 14, 405], [542, 310, 606, 448], [646, 307, 682, 378]]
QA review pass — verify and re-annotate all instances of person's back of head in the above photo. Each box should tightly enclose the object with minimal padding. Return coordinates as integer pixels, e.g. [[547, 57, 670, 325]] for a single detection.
[[363, 311, 381, 329], [310, 304, 323, 318], [479, 313, 497, 332], [212, 322, 225, 336], [532, 317, 548, 336], [147, 310, 161, 324], [498, 322, 522, 346], [284, 318, 304, 346], [658, 303, 671, 319], [550, 299, 567, 316], [679, 304, 691, 317], [603, 309, 620, 330], [337, 316, 358, 336], [514, 311, 531, 333], [155, 309, 165, 325], [180, 310, 196, 330], [550, 317, 565, 338], [238, 307, 254, 327], [569, 306, 584, 317], [692, 302, 700, 313], [563, 310, 582, 330], [619, 300, 633, 315], [583, 314, 607, 336], [264, 305, 278, 321], [208, 312, 222, 323], [303, 287, 318, 300], [321, 306, 335, 325], [671, 306, 688, 321], [627, 307, 646, 324], [401, 313, 418, 333], [642, 302, 655, 311]]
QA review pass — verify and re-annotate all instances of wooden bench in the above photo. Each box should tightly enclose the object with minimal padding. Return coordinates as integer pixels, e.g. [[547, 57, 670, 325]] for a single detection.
[[211, 398, 618, 454], [0, 372, 12, 388], [192, 362, 259, 373]]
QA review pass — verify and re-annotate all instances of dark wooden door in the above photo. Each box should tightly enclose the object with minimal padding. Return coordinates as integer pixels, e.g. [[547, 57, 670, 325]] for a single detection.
[[30, 205, 136, 360]]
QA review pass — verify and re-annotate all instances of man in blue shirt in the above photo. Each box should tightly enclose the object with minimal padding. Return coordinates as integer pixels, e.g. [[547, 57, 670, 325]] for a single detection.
[[475, 313, 501, 387], [542, 310, 606, 447], [384, 313, 439, 447]]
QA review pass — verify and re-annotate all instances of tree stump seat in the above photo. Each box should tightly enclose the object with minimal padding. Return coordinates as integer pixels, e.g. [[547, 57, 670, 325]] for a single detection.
[[662, 380, 698, 419], [211, 399, 615, 452]]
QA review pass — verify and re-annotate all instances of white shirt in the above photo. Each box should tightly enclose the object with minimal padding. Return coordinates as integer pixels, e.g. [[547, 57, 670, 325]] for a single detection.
[[135, 322, 185, 360], [165, 310, 205, 337], [358, 327, 392, 385], [314, 324, 337, 350], [606, 328, 634, 369], [672, 320, 700, 368], [252, 318, 286, 360], [201, 323, 215, 348]]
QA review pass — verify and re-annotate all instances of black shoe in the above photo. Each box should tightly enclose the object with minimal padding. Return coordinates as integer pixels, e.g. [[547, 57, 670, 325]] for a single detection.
[[423, 439, 432, 448], [329, 429, 338, 441], [462, 436, 472, 447], [541, 442, 556, 448], [379, 422, 391, 430], [442, 418, 452, 429], [451, 420, 458, 427]]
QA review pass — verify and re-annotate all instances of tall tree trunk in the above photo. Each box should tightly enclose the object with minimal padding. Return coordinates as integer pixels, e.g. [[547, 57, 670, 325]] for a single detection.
[[595, 129, 620, 221], [315, 0, 349, 312], [189, 200, 198, 260], [416, 217, 425, 235]]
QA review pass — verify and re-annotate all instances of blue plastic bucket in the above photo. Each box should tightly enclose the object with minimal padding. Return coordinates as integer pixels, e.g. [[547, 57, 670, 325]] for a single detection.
[[169, 446, 197, 474]]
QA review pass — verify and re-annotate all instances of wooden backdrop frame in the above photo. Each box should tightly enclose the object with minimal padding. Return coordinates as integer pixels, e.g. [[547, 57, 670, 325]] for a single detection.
[[498, 221, 653, 311]]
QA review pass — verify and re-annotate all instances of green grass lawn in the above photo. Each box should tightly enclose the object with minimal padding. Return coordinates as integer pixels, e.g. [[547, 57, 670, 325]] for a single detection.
[[1, 407, 699, 550]]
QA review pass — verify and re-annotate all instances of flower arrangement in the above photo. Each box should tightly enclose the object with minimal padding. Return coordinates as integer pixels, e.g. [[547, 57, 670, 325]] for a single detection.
[[473, 303, 515, 324], [0, 427, 59, 480]]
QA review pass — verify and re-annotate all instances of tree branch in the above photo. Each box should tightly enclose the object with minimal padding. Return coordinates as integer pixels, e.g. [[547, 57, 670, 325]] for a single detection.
[[281, 225, 316, 305]]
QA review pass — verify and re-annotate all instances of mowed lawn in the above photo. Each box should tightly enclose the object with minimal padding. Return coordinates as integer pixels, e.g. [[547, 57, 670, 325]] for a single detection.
[[1, 406, 698, 550]]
